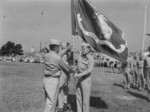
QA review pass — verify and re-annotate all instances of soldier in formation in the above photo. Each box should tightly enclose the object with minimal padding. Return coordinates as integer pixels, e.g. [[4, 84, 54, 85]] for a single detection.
[[137, 53, 145, 91], [144, 49, 150, 101]]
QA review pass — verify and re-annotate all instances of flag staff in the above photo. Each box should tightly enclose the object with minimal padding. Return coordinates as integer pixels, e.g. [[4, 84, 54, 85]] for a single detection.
[[71, 0, 75, 65], [142, 5, 147, 52], [40, 41, 42, 52], [72, 35, 75, 64]]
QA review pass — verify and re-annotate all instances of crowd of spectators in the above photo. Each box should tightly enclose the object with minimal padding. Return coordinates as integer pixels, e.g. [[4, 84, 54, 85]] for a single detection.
[[0, 50, 122, 73], [0, 53, 44, 63]]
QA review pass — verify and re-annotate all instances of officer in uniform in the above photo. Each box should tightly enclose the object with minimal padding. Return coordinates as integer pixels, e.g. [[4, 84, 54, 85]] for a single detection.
[[144, 48, 150, 101], [137, 53, 145, 91], [74, 43, 94, 112], [43, 39, 74, 112], [133, 55, 138, 87], [123, 55, 134, 89]]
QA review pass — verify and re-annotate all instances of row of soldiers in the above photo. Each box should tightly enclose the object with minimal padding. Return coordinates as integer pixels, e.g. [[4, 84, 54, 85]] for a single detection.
[[123, 51, 150, 101], [43, 39, 94, 112]]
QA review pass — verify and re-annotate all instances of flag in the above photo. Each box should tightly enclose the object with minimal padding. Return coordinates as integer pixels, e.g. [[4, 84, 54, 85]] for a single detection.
[[146, 34, 150, 36], [71, 0, 128, 63]]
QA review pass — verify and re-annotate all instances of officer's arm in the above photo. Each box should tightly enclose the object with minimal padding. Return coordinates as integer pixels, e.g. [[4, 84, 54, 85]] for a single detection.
[[43, 54, 46, 64], [60, 45, 72, 57], [143, 58, 147, 69], [58, 59, 75, 74], [136, 61, 139, 68], [78, 56, 94, 77], [60, 49, 67, 57]]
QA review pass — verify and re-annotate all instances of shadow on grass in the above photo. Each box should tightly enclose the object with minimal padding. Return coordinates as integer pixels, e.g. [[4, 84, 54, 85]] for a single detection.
[[130, 85, 139, 90], [127, 91, 148, 101], [68, 94, 108, 112], [113, 83, 124, 88], [105, 69, 121, 74], [114, 83, 140, 91], [105, 70, 113, 73]]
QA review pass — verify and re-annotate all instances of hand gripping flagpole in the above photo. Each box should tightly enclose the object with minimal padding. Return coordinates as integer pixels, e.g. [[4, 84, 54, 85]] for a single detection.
[[142, 5, 147, 52]]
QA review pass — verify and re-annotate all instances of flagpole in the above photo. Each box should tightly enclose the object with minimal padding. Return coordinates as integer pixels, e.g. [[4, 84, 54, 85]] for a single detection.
[[142, 5, 147, 52], [71, 0, 75, 65], [72, 35, 75, 64], [40, 41, 42, 52]]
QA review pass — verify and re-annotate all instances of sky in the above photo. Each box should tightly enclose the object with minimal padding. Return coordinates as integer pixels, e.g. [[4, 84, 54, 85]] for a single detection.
[[0, 0, 150, 52]]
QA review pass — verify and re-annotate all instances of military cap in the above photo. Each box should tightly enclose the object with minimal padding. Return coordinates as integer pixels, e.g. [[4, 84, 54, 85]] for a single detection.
[[50, 39, 61, 46], [81, 42, 90, 47]]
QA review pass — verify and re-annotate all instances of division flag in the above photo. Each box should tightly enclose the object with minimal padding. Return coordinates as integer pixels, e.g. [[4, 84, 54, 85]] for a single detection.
[[71, 0, 128, 63]]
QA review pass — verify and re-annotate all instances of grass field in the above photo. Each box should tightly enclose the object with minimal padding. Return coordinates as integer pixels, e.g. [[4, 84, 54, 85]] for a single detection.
[[0, 62, 150, 112]]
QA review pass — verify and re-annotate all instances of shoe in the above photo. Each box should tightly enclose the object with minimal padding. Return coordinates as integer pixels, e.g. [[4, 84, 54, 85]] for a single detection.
[[57, 108, 64, 112], [63, 103, 71, 112], [138, 88, 142, 91], [126, 85, 130, 89], [133, 84, 136, 87], [126, 87, 130, 89], [123, 86, 127, 89]]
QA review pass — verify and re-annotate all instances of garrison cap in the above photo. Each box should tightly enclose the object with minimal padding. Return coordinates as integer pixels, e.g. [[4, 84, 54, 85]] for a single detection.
[[50, 39, 61, 46], [81, 42, 90, 47]]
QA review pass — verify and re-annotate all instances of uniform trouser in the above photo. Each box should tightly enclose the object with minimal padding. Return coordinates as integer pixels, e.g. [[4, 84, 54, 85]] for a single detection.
[[145, 68, 150, 93], [123, 68, 131, 87], [58, 73, 69, 108], [137, 69, 145, 89], [133, 70, 138, 85], [43, 77, 60, 112], [111, 65, 115, 73], [76, 75, 92, 112]]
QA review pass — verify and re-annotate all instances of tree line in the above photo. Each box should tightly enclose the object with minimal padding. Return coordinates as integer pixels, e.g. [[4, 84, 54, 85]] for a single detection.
[[0, 41, 23, 56]]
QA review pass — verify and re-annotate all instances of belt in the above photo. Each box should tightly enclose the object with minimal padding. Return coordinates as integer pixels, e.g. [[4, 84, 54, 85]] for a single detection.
[[45, 74, 60, 78], [81, 74, 91, 79]]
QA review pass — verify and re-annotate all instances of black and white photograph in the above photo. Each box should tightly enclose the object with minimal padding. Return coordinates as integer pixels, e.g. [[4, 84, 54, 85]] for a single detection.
[[0, 0, 150, 112]]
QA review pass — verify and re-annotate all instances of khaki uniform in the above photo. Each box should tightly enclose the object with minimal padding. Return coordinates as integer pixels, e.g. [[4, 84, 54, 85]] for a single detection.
[[58, 72, 69, 108], [133, 58, 138, 86], [58, 53, 69, 109], [123, 57, 133, 88], [43, 51, 73, 112], [137, 59, 145, 89], [144, 55, 150, 93], [76, 53, 94, 112]]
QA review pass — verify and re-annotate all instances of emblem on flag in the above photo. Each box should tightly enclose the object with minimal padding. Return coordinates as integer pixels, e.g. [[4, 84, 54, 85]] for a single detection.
[[97, 14, 112, 40]]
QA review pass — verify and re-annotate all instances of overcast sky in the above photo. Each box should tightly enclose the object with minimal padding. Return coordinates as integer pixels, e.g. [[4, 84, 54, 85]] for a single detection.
[[0, 0, 150, 52]]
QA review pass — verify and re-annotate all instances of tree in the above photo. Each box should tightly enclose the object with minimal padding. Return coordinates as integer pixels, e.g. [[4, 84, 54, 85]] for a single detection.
[[0, 41, 24, 56], [12, 44, 23, 55]]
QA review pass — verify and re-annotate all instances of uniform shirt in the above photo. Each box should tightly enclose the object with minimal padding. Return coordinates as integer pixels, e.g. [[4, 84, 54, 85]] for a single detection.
[[133, 59, 138, 72], [133, 60, 137, 67], [127, 57, 134, 70], [77, 52, 94, 77], [44, 51, 73, 77], [144, 55, 150, 69], [137, 59, 144, 69]]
